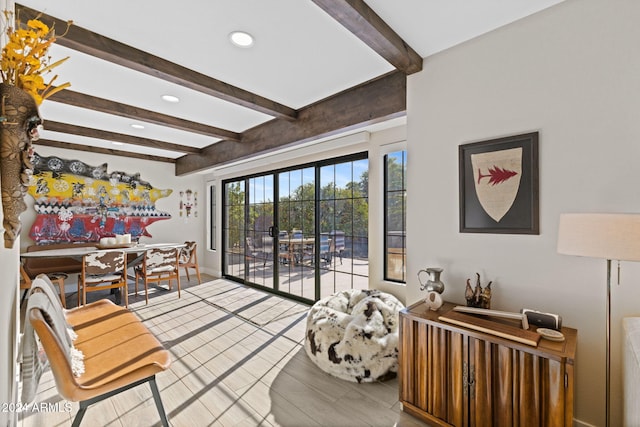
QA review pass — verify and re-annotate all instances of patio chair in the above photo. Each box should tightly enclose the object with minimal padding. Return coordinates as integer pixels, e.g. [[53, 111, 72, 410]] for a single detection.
[[77, 251, 128, 308], [331, 230, 346, 265], [179, 241, 202, 284], [135, 247, 180, 304], [248, 235, 276, 266], [246, 236, 258, 257], [261, 235, 275, 264], [278, 239, 293, 265], [319, 234, 333, 266]]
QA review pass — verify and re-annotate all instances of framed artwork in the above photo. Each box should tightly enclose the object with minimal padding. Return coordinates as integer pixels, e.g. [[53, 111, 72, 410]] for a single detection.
[[459, 132, 539, 234]]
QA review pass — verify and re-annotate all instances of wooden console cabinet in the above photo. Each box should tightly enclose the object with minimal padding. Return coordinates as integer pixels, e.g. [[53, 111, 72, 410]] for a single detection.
[[399, 302, 577, 427]]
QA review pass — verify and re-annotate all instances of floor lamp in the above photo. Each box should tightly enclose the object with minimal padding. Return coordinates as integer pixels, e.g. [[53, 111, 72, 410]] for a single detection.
[[557, 213, 640, 427]]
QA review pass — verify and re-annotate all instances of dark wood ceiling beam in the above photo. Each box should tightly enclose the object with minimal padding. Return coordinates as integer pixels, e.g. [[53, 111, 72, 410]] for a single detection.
[[17, 4, 298, 121], [44, 121, 202, 154], [33, 139, 176, 163], [176, 71, 406, 175], [48, 88, 240, 142], [311, 0, 423, 74]]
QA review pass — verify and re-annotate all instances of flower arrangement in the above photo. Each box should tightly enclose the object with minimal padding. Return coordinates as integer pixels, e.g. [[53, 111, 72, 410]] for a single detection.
[[0, 10, 71, 105]]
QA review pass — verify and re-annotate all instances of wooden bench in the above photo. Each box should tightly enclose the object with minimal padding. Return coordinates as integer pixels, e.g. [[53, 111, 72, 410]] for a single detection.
[[27, 277, 171, 426]]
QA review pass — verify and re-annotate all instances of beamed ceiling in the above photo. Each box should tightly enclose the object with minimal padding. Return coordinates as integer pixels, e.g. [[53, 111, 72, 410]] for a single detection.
[[15, 0, 564, 176]]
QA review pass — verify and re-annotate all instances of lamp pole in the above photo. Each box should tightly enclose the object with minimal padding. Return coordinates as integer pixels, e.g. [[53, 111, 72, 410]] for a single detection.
[[605, 259, 612, 427]]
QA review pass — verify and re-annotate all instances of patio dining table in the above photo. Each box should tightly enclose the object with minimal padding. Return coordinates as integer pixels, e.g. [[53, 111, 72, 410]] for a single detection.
[[279, 237, 333, 265]]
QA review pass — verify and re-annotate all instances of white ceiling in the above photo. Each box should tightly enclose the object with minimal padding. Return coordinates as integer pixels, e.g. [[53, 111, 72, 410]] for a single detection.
[[17, 0, 564, 167]]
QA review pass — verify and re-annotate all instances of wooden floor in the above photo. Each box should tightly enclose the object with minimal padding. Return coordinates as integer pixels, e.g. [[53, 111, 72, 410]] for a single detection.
[[19, 275, 429, 427]]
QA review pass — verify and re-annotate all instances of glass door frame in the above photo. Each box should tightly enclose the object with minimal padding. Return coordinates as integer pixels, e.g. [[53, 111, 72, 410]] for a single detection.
[[222, 152, 368, 304]]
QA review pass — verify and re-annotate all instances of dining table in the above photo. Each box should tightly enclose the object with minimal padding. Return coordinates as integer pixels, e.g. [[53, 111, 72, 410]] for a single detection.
[[20, 242, 186, 267], [20, 242, 186, 306]]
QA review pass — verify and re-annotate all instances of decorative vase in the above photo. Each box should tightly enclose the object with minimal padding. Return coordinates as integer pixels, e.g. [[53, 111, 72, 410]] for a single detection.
[[0, 83, 41, 248], [418, 267, 445, 294], [425, 291, 444, 311]]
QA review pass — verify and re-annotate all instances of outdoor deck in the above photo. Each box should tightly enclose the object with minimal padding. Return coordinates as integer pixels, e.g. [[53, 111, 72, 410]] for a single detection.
[[227, 253, 370, 301]]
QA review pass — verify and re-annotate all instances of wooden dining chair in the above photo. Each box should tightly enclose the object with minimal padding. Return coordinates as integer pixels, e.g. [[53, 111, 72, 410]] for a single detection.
[[77, 251, 128, 308], [135, 247, 180, 304], [179, 241, 201, 284], [19, 265, 32, 307], [20, 264, 67, 308]]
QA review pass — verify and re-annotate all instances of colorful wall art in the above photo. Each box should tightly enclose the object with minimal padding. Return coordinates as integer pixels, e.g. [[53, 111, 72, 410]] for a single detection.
[[27, 153, 173, 244]]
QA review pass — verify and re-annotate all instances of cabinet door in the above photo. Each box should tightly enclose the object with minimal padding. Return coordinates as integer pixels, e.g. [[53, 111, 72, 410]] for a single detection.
[[468, 338, 567, 427], [446, 330, 467, 426], [400, 316, 467, 426], [424, 325, 467, 424], [399, 316, 415, 405]]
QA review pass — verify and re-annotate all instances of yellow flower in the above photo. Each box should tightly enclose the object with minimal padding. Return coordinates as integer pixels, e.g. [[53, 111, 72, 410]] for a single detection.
[[26, 19, 48, 34], [0, 11, 71, 105]]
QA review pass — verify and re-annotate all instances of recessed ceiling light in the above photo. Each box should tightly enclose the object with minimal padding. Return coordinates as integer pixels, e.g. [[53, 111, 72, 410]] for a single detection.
[[112, 141, 124, 146], [229, 31, 254, 48], [161, 94, 180, 103], [130, 124, 145, 129]]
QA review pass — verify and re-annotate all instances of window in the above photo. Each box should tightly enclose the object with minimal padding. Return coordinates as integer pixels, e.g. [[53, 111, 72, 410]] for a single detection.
[[384, 150, 406, 282]]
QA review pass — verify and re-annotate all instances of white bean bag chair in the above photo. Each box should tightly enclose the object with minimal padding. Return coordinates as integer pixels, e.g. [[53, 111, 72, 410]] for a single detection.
[[304, 289, 404, 383]]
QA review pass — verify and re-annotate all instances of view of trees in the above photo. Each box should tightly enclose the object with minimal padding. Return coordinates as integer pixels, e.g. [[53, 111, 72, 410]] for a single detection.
[[278, 182, 368, 238], [385, 151, 406, 238], [224, 160, 369, 252], [224, 180, 245, 251]]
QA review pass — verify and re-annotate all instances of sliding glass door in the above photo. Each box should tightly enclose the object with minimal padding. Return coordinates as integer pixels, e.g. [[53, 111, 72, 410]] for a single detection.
[[222, 153, 368, 303], [223, 175, 278, 291], [318, 158, 369, 299], [278, 167, 316, 300], [223, 180, 246, 280], [246, 175, 275, 290]]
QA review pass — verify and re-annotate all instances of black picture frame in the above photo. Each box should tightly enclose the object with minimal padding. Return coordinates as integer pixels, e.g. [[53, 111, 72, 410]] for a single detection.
[[459, 132, 539, 234]]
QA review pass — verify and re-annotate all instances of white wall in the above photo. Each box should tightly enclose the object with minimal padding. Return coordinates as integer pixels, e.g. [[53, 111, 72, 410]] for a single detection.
[[0, 194, 20, 427], [367, 127, 407, 298], [0, 208, 19, 427], [406, 0, 640, 425], [1, 1, 20, 425]]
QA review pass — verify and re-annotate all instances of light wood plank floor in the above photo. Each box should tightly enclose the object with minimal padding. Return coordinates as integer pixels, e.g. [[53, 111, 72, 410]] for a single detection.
[[19, 275, 430, 427]]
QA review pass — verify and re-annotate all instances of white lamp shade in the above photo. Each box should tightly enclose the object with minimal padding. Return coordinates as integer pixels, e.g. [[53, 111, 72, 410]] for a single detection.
[[557, 213, 640, 261]]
